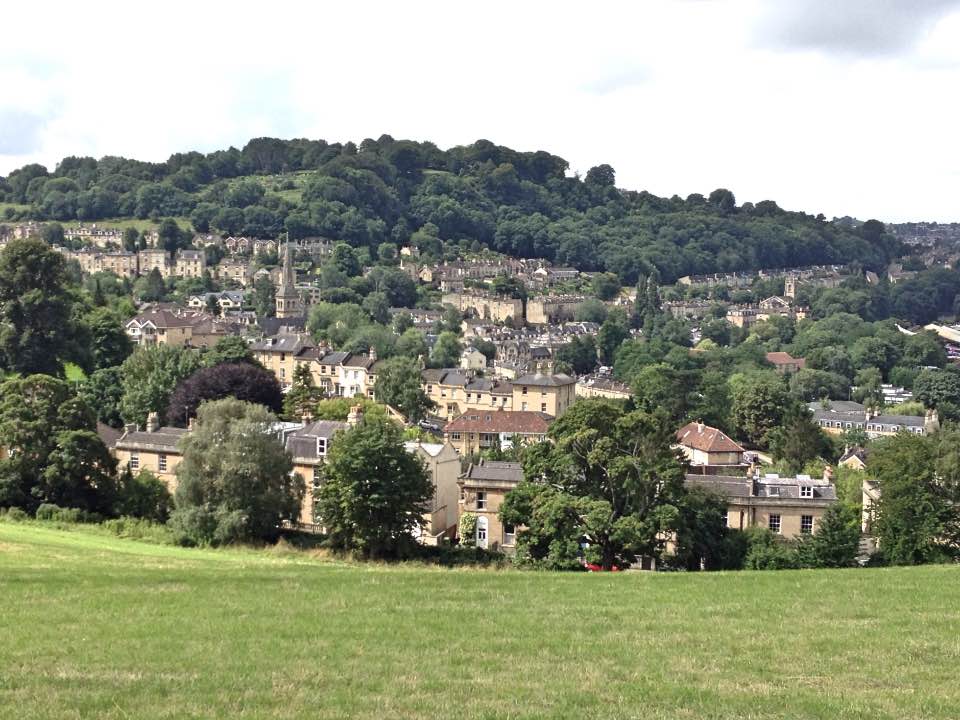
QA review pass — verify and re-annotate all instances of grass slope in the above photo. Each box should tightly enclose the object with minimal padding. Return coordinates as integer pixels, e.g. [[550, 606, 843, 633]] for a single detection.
[[1, 523, 958, 719]]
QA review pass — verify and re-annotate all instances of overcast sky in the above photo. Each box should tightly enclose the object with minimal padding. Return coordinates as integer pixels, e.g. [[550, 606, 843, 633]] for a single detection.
[[2, 0, 959, 222]]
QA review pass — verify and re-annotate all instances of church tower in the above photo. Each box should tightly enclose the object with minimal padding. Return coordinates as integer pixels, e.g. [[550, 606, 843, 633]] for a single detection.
[[275, 240, 303, 319]]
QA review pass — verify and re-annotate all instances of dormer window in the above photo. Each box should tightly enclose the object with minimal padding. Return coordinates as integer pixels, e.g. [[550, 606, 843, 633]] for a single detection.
[[316, 437, 327, 456], [800, 485, 813, 498]]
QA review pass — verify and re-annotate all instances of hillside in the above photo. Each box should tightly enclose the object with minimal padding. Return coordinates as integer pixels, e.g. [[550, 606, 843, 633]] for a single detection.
[[0, 137, 901, 283], [1, 522, 957, 719]]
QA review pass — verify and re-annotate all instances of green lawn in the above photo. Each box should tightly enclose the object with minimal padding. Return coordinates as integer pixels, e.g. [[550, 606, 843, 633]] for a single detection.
[[1, 522, 958, 719]]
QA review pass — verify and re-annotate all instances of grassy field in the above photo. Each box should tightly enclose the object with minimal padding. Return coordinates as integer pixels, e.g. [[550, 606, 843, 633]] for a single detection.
[[0, 522, 958, 719]]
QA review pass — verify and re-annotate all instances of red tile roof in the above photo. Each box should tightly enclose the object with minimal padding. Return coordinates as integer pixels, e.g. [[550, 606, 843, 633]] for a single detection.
[[765, 351, 806, 368], [676, 422, 744, 453], [444, 410, 551, 435]]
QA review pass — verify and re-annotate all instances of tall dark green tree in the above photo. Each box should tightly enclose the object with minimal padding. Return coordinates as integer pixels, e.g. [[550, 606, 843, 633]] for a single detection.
[[505, 399, 687, 569], [0, 238, 79, 375], [316, 415, 432, 558]]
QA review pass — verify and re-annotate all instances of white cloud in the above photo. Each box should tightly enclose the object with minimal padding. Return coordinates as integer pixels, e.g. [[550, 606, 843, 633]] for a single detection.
[[1, 0, 959, 221]]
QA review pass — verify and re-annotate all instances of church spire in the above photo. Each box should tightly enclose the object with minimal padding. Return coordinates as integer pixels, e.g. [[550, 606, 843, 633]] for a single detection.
[[275, 236, 303, 319]]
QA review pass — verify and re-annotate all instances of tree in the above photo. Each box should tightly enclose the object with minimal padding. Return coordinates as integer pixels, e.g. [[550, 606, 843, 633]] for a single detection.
[[171, 399, 302, 544], [79, 367, 125, 428], [120, 345, 202, 427], [507, 399, 688, 569], [913, 369, 960, 410], [395, 328, 429, 361], [0, 238, 78, 375], [122, 227, 140, 252], [252, 275, 276, 319], [157, 218, 188, 255], [555, 336, 597, 375], [41, 222, 65, 245], [86, 308, 133, 370], [316, 414, 432, 558], [584, 164, 615, 187], [373, 356, 434, 422], [283, 364, 325, 421], [597, 310, 630, 366], [796, 504, 861, 568], [788, 368, 850, 402], [871, 432, 949, 565], [0, 375, 115, 514], [205, 294, 221, 316], [166, 362, 283, 427], [429, 331, 462, 368], [730, 372, 791, 446], [591, 272, 621, 301], [490, 273, 527, 299], [575, 298, 608, 324], [902, 331, 947, 368], [139, 267, 168, 302], [115, 467, 172, 522], [42, 429, 118, 514], [202, 335, 256, 367], [669, 487, 730, 570], [767, 406, 834, 473]]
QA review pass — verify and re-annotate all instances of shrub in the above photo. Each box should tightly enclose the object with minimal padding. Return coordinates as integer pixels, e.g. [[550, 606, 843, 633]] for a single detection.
[[743, 528, 799, 570], [168, 506, 251, 547], [115, 468, 172, 522], [2, 507, 29, 522], [34, 504, 101, 524], [100, 517, 175, 545]]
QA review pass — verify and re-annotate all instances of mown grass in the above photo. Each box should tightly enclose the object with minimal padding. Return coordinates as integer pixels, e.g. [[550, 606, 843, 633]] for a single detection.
[[0, 522, 958, 719]]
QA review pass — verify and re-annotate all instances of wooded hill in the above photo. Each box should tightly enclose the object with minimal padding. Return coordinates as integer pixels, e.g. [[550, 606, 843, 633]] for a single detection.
[[0, 136, 901, 283]]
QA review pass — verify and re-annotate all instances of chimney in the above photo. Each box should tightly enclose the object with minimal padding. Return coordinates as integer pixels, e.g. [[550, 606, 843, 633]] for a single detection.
[[369, 345, 377, 362], [925, 409, 940, 434], [146, 412, 160, 433], [697, 421, 704, 433], [823, 465, 834, 482], [188, 417, 195, 431], [347, 405, 363, 427]]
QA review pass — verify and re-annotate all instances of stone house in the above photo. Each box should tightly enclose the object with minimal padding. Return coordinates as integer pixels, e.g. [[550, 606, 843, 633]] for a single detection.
[[443, 409, 550, 456], [458, 460, 525, 552], [675, 421, 745, 467], [684, 469, 838, 539]]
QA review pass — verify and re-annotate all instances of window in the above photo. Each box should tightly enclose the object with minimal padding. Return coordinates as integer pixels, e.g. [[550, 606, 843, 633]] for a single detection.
[[504, 524, 516, 545], [316, 437, 327, 456], [451, 432, 462, 441], [522, 386, 528, 395], [801, 515, 814, 534], [799, 485, 813, 498], [541, 403, 547, 413], [768, 514, 781, 534], [280, 367, 286, 380], [475, 516, 488, 549], [476, 491, 487, 510], [313, 466, 322, 488], [158, 454, 167, 472], [720, 510, 728, 527], [521, 402, 528, 411], [129, 453, 139, 471]]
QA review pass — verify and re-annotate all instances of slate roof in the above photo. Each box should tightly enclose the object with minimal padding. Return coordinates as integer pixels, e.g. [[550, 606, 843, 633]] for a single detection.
[[462, 460, 525, 484], [115, 427, 189, 452], [251, 333, 314, 354], [285, 420, 348, 460], [512, 372, 575, 387], [676, 422, 744, 453]]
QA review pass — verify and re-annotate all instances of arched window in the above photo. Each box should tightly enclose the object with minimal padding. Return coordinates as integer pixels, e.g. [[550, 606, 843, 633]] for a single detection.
[[475, 516, 489, 549]]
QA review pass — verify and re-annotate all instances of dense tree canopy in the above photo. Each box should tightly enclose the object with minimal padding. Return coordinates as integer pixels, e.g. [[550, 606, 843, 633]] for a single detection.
[[1, 136, 901, 283]]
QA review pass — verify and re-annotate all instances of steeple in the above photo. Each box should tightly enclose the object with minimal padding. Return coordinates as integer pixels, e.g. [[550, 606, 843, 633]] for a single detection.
[[275, 238, 303, 319]]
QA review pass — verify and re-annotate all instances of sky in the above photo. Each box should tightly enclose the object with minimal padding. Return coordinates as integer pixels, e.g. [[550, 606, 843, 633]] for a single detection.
[[2, 0, 960, 222]]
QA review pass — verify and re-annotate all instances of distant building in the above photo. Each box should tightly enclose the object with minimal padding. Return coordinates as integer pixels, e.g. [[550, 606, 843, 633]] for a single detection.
[[275, 242, 303, 319], [575, 374, 631, 401], [675, 422, 745, 467], [443, 409, 550, 456], [458, 460, 524, 551], [684, 469, 838, 539], [809, 400, 939, 438], [765, 351, 806, 374]]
